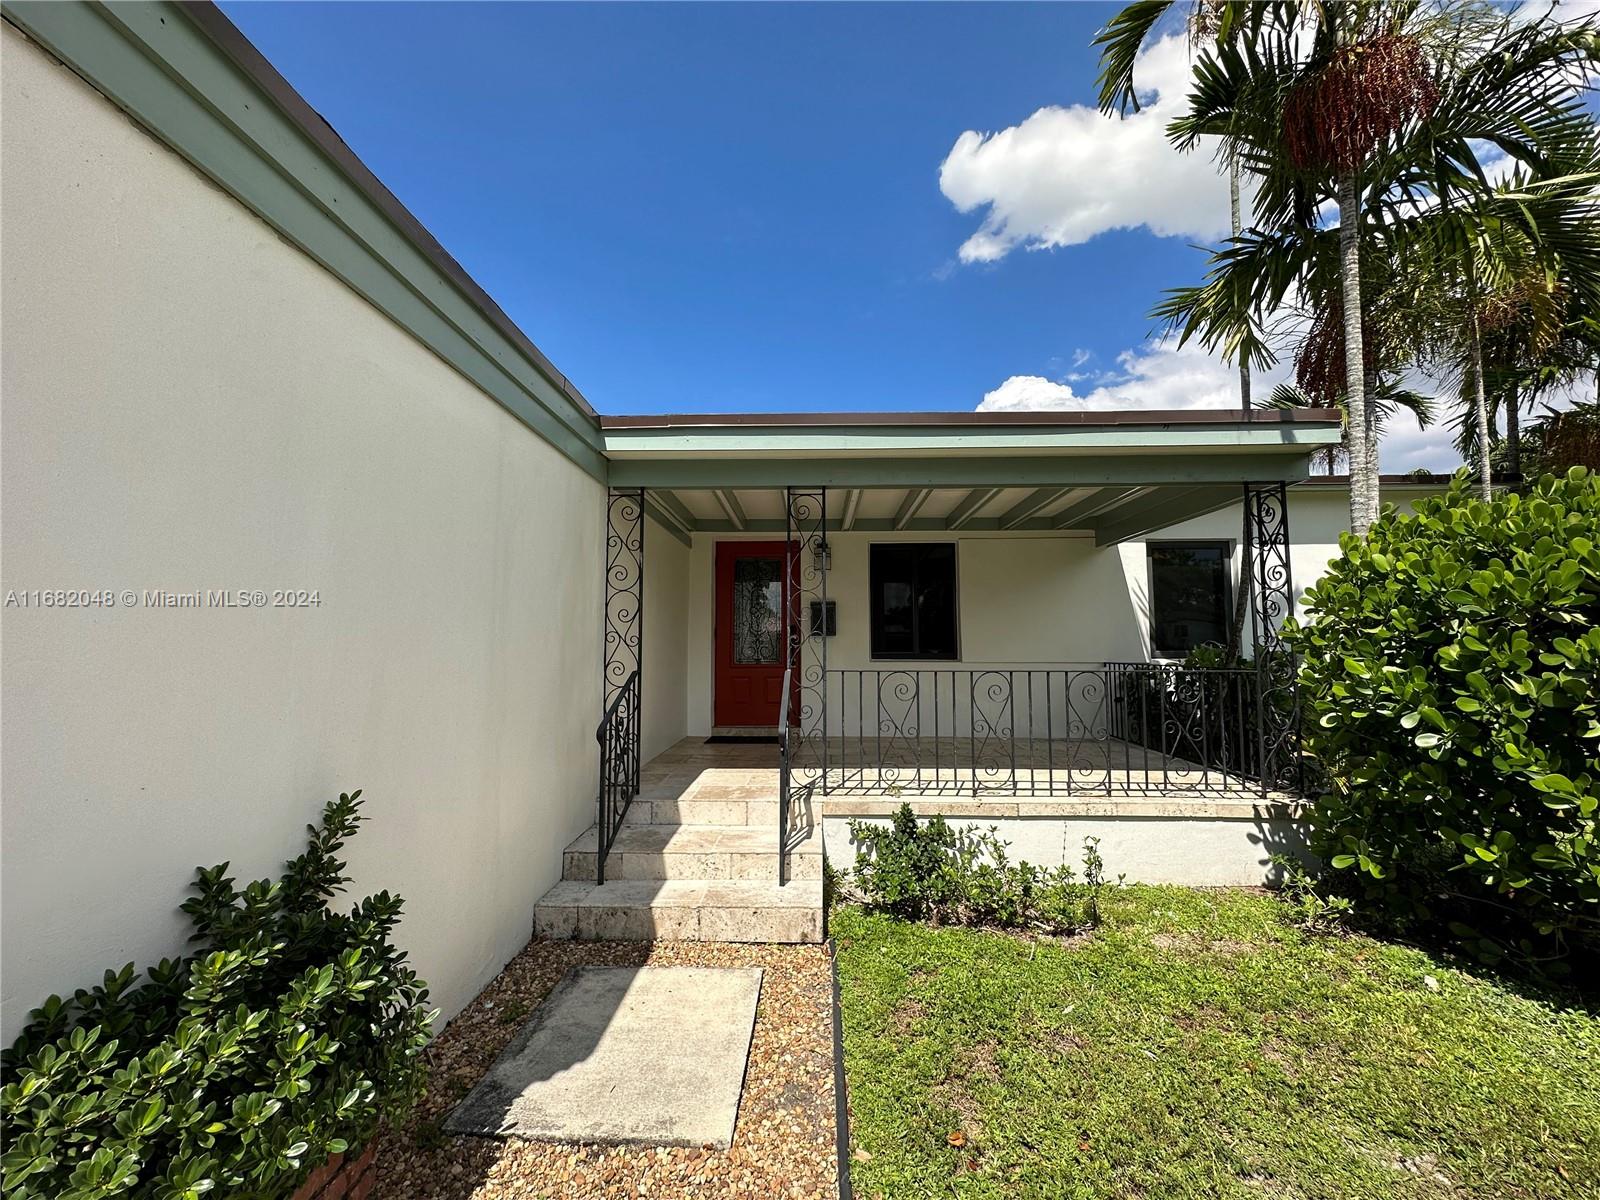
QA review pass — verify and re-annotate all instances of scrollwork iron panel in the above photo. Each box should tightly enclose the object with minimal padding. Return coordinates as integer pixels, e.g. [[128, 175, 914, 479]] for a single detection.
[[603, 488, 645, 712], [1244, 481, 1303, 794], [597, 488, 645, 883], [783, 488, 828, 783]]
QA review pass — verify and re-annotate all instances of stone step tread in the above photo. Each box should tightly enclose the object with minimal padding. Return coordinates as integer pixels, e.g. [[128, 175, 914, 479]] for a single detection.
[[536, 878, 822, 911], [563, 823, 820, 856]]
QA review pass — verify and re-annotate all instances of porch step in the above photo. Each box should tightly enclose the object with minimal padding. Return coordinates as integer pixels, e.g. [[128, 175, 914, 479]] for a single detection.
[[623, 795, 782, 828], [533, 878, 824, 943], [562, 823, 822, 883]]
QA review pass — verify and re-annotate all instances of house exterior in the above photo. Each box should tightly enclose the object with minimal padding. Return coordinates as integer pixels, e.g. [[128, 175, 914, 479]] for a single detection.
[[0, 2, 1445, 1039]]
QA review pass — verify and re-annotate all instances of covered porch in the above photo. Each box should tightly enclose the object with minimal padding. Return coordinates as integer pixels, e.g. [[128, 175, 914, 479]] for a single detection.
[[580, 409, 1339, 893]]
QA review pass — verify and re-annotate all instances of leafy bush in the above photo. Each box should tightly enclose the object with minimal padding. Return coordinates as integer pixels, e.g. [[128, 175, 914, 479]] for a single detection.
[[1286, 469, 1600, 968], [1, 792, 435, 1200], [843, 805, 1113, 932]]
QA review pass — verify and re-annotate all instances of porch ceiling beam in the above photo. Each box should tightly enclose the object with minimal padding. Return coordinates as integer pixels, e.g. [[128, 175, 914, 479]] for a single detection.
[[1093, 485, 1242, 547], [946, 487, 999, 529], [607, 454, 1313, 489], [651, 489, 700, 532], [999, 487, 1069, 530], [713, 489, 747, 530], [1050, 486, 1151, 530], [894, 488, 933, 530], [642, 499, 693, 548], [840, 488, 863, 531]]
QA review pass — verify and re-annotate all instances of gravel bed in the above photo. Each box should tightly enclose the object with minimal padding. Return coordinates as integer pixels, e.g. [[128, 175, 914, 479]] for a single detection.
[[375, 939, 839, 1200]]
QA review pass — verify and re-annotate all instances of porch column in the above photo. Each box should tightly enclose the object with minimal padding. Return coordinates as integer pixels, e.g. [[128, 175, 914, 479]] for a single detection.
[[602, 488, 645, 707], [783, 487, 828, 786], [1242, 481, 1301, 793]]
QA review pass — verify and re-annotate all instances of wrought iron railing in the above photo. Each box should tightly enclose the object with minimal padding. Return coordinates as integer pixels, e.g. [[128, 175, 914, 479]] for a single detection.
[[796, 664, 1300, 798], [777, 665, 793, 885], [595, 668, 641, 885]]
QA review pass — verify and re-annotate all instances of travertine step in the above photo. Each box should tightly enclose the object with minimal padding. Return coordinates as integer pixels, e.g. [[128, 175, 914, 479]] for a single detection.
[[533, 878, 824, 943], [623, 795, 782, 827], [562, 823, 822, 883]]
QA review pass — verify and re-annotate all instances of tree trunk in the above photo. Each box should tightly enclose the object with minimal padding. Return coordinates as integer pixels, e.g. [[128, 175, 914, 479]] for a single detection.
[[1505, 388, 1521, 481], [1337, 175, 1372, 533], [1364, 362, 1381, 516], [1470, 309, 1492, 500], [1231, 160, 1251, 410]]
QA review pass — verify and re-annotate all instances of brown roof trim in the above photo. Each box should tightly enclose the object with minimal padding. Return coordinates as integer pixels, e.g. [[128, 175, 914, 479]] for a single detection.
[[599, 409, 1344, 429], [177, 2, 599, 424], [1297, 473, 1453, 486]]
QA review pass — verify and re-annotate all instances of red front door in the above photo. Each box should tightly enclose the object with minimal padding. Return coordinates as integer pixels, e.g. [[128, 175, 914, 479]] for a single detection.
[[714, 541, 792, 728]]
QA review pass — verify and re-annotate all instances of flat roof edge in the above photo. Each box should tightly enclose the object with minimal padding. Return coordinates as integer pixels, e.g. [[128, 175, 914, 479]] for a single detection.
[[598, 409, 1345, 430]]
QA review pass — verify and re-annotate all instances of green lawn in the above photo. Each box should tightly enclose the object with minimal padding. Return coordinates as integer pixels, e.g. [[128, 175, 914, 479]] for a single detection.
[[833, 888, 1600, 1200]]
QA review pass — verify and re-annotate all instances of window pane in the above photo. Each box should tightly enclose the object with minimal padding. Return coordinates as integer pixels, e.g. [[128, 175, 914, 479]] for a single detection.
[[914, 543, 957, 658], [732, 557, 783, 664], [871, 543, 957, 660], [1149, 544, 1228, 656]]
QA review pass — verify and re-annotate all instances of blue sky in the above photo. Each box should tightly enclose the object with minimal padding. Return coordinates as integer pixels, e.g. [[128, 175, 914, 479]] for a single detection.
[[220, 1, 1459, 468]]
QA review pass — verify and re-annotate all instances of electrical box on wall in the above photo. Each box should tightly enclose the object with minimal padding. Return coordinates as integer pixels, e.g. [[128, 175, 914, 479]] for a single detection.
[[809, 599, 837, 637]]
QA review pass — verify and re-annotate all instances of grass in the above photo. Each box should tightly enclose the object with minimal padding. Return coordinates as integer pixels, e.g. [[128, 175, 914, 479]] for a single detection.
[[833, 887, 1600, 1200]]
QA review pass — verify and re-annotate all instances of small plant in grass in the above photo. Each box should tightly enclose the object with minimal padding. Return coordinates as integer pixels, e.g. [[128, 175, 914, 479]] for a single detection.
[[842, 805, 1113, 933], [1270, 854, 1356, 935], [1, 791, 435, 1200]]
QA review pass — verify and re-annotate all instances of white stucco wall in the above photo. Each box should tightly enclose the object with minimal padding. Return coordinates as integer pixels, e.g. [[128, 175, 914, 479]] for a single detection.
[[642, 521, 690, 762], [1, 28, 603, 1039], [683, 488, 1441, 734], [823, 813, 1312, 887]]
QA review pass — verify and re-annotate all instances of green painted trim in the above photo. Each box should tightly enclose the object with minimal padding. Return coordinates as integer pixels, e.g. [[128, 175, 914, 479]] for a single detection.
[[1051, 486, 1149, 530], [713, 489, 747, 529], [651, 490, 701, 532], [643, 501, 692, 548], [607, 455, 1311, 489], [839, 488, 863, 530], [3, 1, 607, 479], [1093, 485, 1242, 546], [893, 487, 932, 529], [999, 486, 1068, 529], [601, 423, 1341, 457], [946, 487, 999, 529]]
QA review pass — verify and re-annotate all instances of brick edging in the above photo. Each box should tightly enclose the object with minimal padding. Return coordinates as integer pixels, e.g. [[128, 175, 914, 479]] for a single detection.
[[290, 1138, 379, 1200]]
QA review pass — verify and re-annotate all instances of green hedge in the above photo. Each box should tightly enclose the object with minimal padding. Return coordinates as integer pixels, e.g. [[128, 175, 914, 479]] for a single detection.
[[1, 792, 434, 1199], [1287, 469, 1600, 967]]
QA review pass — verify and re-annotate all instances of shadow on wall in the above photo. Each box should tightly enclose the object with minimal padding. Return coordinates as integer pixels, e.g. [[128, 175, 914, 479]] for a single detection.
[[1249, 815, 1316, 884]]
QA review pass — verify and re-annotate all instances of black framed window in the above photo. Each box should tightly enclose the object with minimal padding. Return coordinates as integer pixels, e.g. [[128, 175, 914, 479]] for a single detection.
[[1148, 542, 1231, 658], [870, 543, 957, 660]]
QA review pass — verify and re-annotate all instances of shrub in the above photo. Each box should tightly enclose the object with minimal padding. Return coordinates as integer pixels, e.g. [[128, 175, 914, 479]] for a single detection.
[[1286, 469, 1600, 968], [1, 792, 435, 1200], [843, 805, 1112, 932]]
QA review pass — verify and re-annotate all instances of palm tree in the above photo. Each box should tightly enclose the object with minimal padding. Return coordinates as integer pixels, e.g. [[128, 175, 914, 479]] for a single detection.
[[1099, 0, 1600, 532], [1263, 381, 1437, 474], [1387, 159, 1600, 494]]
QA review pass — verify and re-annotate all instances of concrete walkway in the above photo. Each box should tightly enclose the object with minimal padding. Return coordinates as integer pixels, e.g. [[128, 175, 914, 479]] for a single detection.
[[445, 966, 763, 1150]]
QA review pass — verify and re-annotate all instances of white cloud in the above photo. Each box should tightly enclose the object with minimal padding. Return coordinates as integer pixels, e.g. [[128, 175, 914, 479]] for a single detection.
[[979, 337, 1249, 412], [939, 35, 1232, 263], [978, 338, 1490, 473], [978, 375, 1081, 411]]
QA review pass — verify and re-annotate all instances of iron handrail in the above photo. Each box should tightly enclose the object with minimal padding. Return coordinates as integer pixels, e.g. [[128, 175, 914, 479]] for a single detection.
[[595, 669, 642, 885], [776, 665, 793, 886]]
